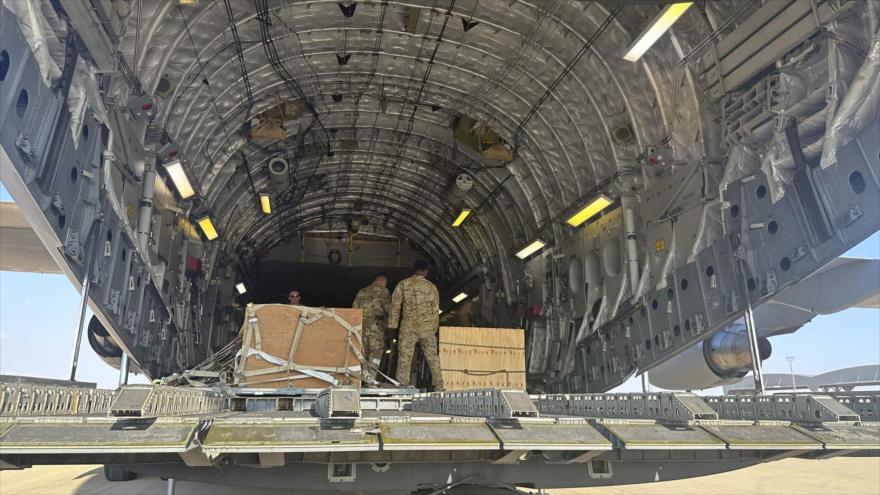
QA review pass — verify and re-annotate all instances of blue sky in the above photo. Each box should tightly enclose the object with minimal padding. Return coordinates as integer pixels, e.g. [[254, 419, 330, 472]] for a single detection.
[[1, 184, 878, 390]]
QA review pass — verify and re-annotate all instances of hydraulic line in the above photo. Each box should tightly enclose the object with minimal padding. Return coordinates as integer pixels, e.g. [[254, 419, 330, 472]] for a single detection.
[[255, 0, 331, 147], [223, 0, 255, 117], [510, 4, 622, 150]]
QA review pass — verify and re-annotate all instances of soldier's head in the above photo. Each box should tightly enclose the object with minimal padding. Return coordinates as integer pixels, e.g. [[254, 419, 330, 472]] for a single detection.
[[288, 289, 302, 305], [413, 259, 430, 277], [373, 273, 388, 287]]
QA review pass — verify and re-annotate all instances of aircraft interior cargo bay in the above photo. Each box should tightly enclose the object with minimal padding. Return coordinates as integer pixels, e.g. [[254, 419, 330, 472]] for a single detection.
[[0, 0, 879, 493]]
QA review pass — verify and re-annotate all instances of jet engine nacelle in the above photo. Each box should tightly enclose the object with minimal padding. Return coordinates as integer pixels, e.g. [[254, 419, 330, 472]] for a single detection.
[[86, 315, 124, 370], [648, 323, 771, 390]]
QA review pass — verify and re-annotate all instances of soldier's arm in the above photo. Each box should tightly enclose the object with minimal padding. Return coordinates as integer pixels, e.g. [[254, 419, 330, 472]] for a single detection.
[[380, 289, 391, 315], [431, 285, 440, 327], [352, 289, 363, 309], [388, 282, 404, 329]]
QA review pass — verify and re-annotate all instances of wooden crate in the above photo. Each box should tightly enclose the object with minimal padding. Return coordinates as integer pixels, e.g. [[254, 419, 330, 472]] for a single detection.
[[438, 327, 526, 390], [235, 304, 363, 388]]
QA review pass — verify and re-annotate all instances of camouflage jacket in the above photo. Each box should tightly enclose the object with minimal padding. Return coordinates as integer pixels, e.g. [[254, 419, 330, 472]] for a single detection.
[[388, 275, 439, 331], [352, 283, 391, 320]]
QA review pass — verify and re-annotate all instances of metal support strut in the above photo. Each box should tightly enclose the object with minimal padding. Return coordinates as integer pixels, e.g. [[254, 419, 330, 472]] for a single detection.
[[67, 264, 92, 381], [737, 259, 765, 395], [118, 353, 130, 386], [165, 478, 176, 495], [68, 219, 102, 381]]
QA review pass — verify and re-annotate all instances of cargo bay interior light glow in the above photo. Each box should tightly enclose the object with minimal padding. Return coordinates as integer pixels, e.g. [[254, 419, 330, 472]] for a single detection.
[[196, 216, 218, 241], [260, 193, 271, 215], [452, 292, 468, 303], [566, 194, 614, 227], [164, 159, 195, 199], [235, 283, 247, 295], [623, 2, 693, 62], [515, 239, 546, 259], [452, 209, 471, 227]]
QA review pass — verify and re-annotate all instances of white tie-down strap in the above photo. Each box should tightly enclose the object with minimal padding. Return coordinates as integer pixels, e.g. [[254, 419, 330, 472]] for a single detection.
[[240, 348, 364, 386]]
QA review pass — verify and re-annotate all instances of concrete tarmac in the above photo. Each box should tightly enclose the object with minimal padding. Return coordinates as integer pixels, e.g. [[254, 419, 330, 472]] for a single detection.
[[0, 457, 878, 494]]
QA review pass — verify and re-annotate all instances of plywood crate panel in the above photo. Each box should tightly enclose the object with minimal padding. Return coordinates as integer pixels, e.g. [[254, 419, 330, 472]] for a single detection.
[[235, 304, 363, 388], [439, 326, 526, 390]]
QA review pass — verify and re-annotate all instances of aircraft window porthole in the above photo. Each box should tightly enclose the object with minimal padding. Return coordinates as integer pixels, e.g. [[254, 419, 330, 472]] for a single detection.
[[680, 278, 688, 291], [747, 278, 757, 291], [767, 221, 778, 234], [57, 214, 66, 229], [0, 50, 9, 81], [15, 89, 28, 118], [730, 204, 739, 218], [651, 299, 658, 310], [70, 167, 78, 184], [705, 265, 714, 277], [645, 339, 651, 350], [684, 319, 691, 331], [639, 307, 647, 319], [780, 257, 791, 271], [654, 335, 660, 346], [756, 185, 767, 199], [121, 249, 127, 262], [106, 230, 113, 242], [666, 288, 674, 300], [673, 325, 680, 336], [849, 171, 866, 194], [82, 125, 90, 143]]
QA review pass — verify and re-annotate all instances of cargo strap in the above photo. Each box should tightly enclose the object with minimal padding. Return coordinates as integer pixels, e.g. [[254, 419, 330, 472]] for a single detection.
[[236, 305, 366, 386]]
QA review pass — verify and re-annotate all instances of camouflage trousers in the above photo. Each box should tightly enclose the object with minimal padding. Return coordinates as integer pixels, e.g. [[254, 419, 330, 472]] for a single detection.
[[395, 326, 445, 390], [362, 317, 386, 378]]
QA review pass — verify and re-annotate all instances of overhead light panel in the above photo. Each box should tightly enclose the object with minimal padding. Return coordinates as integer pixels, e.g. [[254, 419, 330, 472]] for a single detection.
[[515, 239, 546, 260], [623, 2, 693, 62], [452, 209, 471, 227], [566, 194, 614, 227], [260, 193, 271, 215], [452, 292, 468, 303], [164, 159, 196, 199], [196, 216, 218, 241], [235, 283, 247, 295]]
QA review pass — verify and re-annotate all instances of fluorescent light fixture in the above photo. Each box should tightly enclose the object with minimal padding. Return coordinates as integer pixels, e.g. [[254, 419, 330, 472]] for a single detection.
[[260, 193, 271, 214], [164, 159, 196, 199], [235, 282, 247, 294], [623, 2, 693, 62], [452, 292, 468, 303], [196, 216, 218, 241], [515, 239, 546, 260], [452, 209, 471, 227], [566, 194, 614, 227]]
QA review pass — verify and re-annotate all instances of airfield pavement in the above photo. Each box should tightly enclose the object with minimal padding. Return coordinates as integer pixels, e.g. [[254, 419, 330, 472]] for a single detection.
[[0, 457, 878, 494]]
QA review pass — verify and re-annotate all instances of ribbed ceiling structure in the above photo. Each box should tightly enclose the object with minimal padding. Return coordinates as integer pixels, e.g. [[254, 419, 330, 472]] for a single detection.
[[115, 0, 735, 283]]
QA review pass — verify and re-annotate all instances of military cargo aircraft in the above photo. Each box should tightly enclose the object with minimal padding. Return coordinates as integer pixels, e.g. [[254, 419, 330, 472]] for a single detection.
[[1, 1, 878, 493]]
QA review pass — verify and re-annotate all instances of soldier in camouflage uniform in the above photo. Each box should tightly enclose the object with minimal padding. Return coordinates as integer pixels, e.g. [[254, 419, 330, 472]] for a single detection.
[[352, 274, 391, 379], [388, 260, 445, 390]]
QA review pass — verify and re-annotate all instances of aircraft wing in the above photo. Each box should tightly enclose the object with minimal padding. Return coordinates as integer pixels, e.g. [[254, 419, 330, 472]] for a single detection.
[[755, 257, 880, 337], [0, 202, 61, 274]]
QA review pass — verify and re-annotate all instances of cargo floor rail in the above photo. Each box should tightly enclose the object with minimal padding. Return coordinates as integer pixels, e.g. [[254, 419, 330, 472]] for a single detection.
[[411, 389, 539, 418], [0, 382, 114, 417], [108, 385, 227, 417]]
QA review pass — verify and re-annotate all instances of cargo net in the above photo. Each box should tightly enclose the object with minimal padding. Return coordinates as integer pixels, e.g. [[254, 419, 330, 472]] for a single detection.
[[234, 304, 370, 388]]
